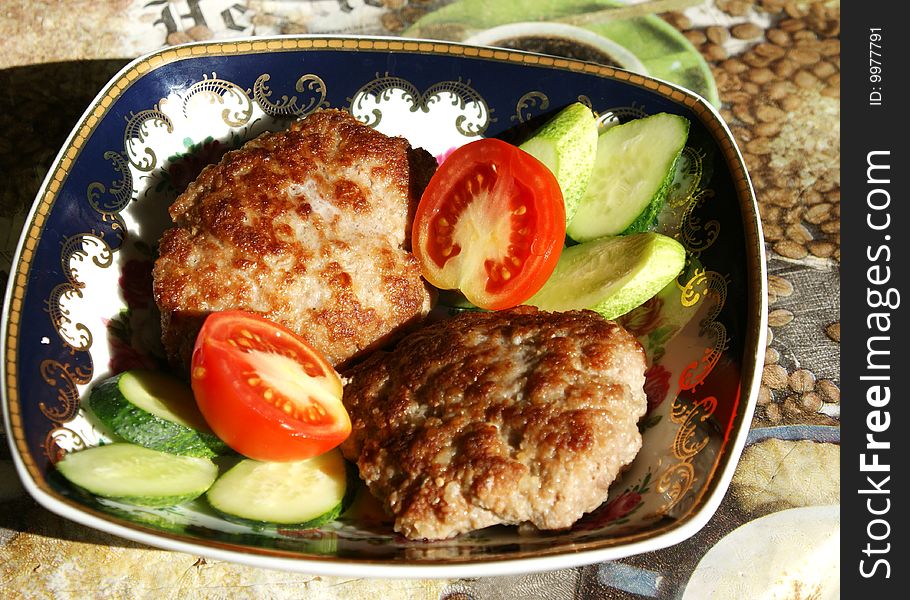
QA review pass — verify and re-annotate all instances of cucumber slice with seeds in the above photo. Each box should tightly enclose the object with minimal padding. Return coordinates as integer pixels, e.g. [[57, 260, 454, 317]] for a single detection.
[[55, 443, 217, 507], [567, 112, 690, 242], [519, 102, 598, 223], [88, 370, 231, 458], [528, 232, 686, 319], [205, 449, 355, 528]]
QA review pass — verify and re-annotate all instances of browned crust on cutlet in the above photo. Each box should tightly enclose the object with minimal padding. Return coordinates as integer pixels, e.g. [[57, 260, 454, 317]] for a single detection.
[[340, 306, 648, 540], [153, 109, 436, 370], [167, 109, 423, 227]]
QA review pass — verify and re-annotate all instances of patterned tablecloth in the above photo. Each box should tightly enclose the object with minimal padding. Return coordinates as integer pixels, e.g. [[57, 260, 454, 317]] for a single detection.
[[0, 1, 839, 598]]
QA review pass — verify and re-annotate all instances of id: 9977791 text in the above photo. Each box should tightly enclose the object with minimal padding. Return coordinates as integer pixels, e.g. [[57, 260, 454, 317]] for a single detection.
[[869, 28, 882, 106]]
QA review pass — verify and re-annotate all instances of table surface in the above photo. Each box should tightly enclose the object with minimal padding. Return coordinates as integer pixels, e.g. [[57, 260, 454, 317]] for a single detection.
[[0, 1, 839, 598]]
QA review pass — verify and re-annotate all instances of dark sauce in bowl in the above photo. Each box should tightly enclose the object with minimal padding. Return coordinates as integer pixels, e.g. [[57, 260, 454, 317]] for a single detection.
[[494, 36, 623, 67]]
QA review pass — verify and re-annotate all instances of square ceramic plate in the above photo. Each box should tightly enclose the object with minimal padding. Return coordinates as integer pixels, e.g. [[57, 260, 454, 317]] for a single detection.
[[1, 36, 766, 578]]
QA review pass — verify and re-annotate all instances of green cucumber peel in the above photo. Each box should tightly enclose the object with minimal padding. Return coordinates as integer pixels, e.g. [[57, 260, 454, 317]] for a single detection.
[[519, 102, 598, 223], [88, 370, 232, 458], [528, 232, 687, 320]]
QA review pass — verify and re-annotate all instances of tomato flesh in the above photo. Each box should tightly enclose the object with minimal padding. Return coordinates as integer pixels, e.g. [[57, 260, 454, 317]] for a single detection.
[[413, 138, 565, 310], [191, 311, 350, 462]]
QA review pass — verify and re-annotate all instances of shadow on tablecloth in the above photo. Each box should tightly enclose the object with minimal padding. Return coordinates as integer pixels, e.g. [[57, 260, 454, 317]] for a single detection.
[[0, 59, 132, 291]]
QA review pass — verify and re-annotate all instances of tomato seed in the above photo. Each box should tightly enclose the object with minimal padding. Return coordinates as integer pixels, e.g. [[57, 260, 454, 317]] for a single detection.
[[302, 360, 323, 377], [193, 366, 206, 379], [264, 388, 274, 400], [513, 205, 527, 216], [240, 329, 253, 339]]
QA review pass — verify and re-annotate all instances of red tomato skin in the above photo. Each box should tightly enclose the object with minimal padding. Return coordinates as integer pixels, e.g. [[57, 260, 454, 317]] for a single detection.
[[190, 311, 350, 462], [412, 138, 565, 310]]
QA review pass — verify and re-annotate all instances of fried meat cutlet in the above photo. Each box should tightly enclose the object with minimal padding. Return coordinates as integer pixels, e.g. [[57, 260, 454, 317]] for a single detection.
[[340, 306, 648, 540], [153, 109, 437, 369]]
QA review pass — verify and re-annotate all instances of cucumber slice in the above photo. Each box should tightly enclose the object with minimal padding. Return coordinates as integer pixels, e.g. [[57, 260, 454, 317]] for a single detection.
[[55, 443, 218, 507], [567, 113, 690, 242], [528, 232, 686, 319], [519, 102, 598, 223], [88, 370, 231, 458], [205, 450, 354, 528]]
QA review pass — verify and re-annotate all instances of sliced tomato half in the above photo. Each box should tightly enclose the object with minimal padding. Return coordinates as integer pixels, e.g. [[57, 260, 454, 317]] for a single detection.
[[190, 311, 350, 462], [412, 138, 565, 310]]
